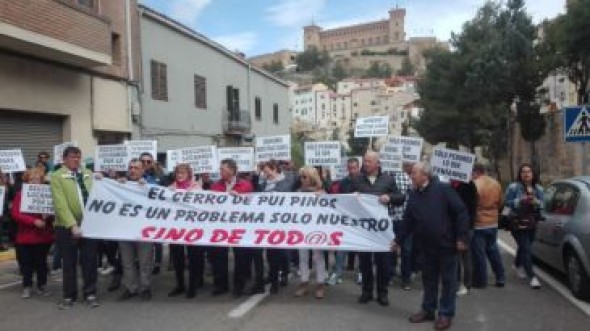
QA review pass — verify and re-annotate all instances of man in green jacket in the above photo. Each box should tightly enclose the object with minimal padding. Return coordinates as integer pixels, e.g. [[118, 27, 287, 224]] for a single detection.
[[50, 146, 98, 309]]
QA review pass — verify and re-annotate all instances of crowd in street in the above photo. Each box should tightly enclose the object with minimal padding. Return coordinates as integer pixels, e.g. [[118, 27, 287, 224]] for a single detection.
[[0, 147, 546, 331]]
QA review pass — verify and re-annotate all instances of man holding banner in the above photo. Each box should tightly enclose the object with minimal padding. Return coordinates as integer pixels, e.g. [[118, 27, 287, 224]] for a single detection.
[[209, 159, 254, 298], [50, 146, 98, 309], [351, 151, 405, 307]]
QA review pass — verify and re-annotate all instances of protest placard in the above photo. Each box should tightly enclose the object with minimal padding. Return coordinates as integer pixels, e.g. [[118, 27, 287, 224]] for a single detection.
[[305, 141, 341, 167], [380, 141, 403, 172], [54, 142, 77, 165], [94, 145, 129, 172], [386, 136, 424, 163], [166, 149, 181, 173], [255, 135, 291, 162], [0, 149, 26, 173], [354, 116, 389, 138], [126, 140, 158, 159], [21, 184, 54, 214], [179, 146, 218, 174], [430, 147, 476, 183], [217, 147, 255, 172], [82, 179, 393, 251]]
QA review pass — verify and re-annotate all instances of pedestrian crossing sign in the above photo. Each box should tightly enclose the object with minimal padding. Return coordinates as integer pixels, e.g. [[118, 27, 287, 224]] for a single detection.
[[565, 106, 590, 142]]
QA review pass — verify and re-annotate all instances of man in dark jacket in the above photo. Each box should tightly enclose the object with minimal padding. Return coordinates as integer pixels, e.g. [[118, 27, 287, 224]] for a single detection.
[[351, 151, 405, 306], [394, 163, 469, 331]]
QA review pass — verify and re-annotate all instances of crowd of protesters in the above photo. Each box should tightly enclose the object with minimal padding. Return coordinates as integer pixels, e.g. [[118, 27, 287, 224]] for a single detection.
[[0, 146, 546, 331]]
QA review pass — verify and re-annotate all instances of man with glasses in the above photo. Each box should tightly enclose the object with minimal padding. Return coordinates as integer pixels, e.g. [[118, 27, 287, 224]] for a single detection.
[[117, 159, 155, 301]]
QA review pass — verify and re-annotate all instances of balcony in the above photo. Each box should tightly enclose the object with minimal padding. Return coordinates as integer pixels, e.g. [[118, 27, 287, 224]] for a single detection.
[[222, 110, 252, 136], [0, 0, 112, 67]]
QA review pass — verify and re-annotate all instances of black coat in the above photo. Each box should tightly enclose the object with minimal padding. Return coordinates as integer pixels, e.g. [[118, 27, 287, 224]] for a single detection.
[[350, 171, 406, 207]]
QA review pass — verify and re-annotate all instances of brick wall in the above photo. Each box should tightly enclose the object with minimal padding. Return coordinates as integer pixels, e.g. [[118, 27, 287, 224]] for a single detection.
[[0, 0, 111, 54]]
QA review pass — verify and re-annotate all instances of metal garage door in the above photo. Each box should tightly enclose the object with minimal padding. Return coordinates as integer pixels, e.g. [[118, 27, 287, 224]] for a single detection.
[[0, 109, 64, 166]]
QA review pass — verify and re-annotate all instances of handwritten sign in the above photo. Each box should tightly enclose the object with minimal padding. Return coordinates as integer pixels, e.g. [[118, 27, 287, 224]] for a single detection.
[[305, 141, 341, 166], [255, 135, 291, 162], [430, 147, 475, 183], [0, 149, 26, 173], [354, 116, 389, 138], [95, 145, 129, 172], [217, 147, 255, 172], [21, 184, 54, 214]]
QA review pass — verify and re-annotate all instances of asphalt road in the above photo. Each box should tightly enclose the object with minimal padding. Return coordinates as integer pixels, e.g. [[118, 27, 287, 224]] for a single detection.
[[0, 238, 588, 331]]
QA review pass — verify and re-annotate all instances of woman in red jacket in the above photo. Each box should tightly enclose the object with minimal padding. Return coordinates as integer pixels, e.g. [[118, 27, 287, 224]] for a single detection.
[[11, 168, 54, 298]]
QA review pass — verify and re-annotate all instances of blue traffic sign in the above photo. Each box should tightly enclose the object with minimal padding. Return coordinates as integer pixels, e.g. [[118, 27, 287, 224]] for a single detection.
[[565, 106, 590, 143]]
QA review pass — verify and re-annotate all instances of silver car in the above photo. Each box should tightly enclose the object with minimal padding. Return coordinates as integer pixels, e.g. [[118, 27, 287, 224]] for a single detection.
[[533, 176, 590, 300]]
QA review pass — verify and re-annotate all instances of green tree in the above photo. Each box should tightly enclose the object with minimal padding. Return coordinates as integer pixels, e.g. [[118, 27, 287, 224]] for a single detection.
[[295, 46, 331, 72], [332, 62, 348, 81], [290, 133, 305, 168], [346, 129, 372, 156], [363, 62, 393, 78], [397, 56, 415, 76]]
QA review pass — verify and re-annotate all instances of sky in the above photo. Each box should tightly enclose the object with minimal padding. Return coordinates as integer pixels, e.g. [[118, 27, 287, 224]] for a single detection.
[[140, 0, 566, 57]]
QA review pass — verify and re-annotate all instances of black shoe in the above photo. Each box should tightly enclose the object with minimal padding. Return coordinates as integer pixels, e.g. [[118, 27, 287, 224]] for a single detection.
[[168, 287, 185, 297], [152, 266, 161, 275], [270, 283, 279, 294], [118, 290, 137, 301], [140, 290, 152, 301], [246, 286, 265, 295], [377, 294, 389, 306], [358, 292, 373, 304], [108, 275, 121, 292], [211, 287, 228, 296], [186, 289, 196, 299], [58, 298, 74, 310]]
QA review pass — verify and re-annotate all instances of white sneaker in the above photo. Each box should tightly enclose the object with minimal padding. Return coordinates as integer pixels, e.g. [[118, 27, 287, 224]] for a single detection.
[[325, 273, 338, 286], [21, 287, 31, 299], [456, 285, 469, 297], [355, 272, 362, 285], [512, 264, 527, 279], [530, 277, 541, 289], [99, 265, 115, 276]]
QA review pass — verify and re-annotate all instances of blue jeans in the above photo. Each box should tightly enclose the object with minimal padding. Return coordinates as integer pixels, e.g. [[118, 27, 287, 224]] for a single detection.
[[472, 228, 505, 286], [512, 229, 535, 278], [421, 252, 458, 317]]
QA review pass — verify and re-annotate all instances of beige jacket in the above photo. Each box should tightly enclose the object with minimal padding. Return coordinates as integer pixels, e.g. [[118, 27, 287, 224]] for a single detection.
[[474, 175, 502, 229]]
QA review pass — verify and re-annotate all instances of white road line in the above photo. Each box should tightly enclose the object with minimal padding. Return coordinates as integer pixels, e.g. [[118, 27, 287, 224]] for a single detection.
[[228, 285, 271, 319], [498, 239, 590, 317], [0, 280, 21, 290]]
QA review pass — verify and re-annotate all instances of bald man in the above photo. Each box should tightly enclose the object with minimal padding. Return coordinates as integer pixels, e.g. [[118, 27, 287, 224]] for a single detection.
[[351, 150, 405, 307]]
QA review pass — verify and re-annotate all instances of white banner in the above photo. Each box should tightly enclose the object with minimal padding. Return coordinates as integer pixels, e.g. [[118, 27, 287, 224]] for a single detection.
[[0, 149, 26, 173], [255, 135, 291, 162], [54, 142, 78, 165], [387, 136, 423, 163], [354, 116, 389, 138], [380, 142, 403, 172], [21, 184, 54, 214], [179, 146, 218, 174], [431, 147, 475, 183], [126, 140, 158, 160], [82, 179, 394, 251], [0, 186, 5, 215], [166, 149, 182, 173], [217, 147, 255, 172], [94, 145, 130, 172], [305, 141, 341, 166]]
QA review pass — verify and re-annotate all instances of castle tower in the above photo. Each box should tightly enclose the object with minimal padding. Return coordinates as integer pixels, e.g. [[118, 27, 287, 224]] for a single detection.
[[303, 24, 322, 50], [388, 8, 406, 43]]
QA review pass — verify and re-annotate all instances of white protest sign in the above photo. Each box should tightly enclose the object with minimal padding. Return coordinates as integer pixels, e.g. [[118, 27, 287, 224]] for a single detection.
[[21, 184, 54, 214], [94, 145, 129, 172], [430, 147, 475, 183], [82, 179, 394, 251], [330, 157, 362, 181], [126, 140, 158, 159], [217, 147, 255, 172], [387, 136, 423, 163], [179, 146, 218, 174], [166, 149, 182, 173], [255, 135, 291, 162], [380, 141, 403, 172], [305, 141, 341, 167], [0, 149, 26, 173], [54, 142, 77, 165], [354, 116, 389, 138], [0, 186, 5, 215]]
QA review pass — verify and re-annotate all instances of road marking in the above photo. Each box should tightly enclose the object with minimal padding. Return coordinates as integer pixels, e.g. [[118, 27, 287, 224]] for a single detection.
[[498, 239, 590, 317], [228, 285, 270, 318], [0, 280, 21, 290]]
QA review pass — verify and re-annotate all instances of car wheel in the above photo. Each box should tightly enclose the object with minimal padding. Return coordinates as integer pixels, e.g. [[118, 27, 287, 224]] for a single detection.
[[566, 252, 590, 301]]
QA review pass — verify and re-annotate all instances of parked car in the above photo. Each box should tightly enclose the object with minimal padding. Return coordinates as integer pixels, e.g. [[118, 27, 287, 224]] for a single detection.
[[532, 176, 590, 300]]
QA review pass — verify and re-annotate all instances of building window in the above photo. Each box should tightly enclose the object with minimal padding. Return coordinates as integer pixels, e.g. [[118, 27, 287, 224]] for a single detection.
[[255, 97, 262, 120], [194, 75, 207, 109], [226, 85, 240, 120], [150, 60, 168, 101], [273, 103, 279, 124], [111, 33, 121, 66], [77, 0, 95, 8]]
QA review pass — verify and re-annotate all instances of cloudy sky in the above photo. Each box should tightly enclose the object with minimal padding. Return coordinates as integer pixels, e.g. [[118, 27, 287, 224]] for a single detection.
[[140, 0, 566, 57]]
